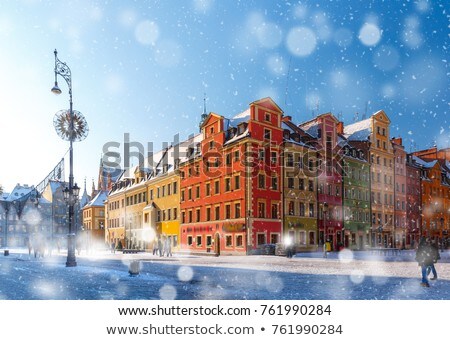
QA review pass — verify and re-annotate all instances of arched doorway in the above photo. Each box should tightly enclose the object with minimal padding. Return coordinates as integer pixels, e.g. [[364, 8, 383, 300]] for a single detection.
[[214, 233, 220, 256]]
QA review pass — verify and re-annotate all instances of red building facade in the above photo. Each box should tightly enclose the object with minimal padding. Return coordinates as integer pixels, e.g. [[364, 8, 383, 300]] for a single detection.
[[179, 98, 284, 254]]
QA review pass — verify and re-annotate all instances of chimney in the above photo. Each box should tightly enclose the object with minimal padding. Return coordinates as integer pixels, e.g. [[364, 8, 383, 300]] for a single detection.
[[336, 122, 344, 135], [391, 137, 402, 146], [282, 115, 292, 122]]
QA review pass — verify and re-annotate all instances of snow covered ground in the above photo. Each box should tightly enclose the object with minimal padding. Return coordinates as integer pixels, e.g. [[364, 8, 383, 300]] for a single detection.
[[0, 248, 448, 300]]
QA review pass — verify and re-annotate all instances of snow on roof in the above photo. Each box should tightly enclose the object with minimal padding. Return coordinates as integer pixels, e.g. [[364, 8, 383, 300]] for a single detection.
[[86, 190, 108, 207], [343, 118, 372, 141], [3, 184, 34, 201], [299, 120, 320, 138], [225, 108, 250, 130], [412, 155, 438, 168]]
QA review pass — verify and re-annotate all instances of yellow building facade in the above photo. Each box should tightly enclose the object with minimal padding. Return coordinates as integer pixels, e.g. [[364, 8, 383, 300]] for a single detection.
[[145, 169, 181, 251]]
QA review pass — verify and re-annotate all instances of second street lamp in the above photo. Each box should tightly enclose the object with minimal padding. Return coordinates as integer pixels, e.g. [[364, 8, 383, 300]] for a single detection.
[[51, 49, 88, 267]]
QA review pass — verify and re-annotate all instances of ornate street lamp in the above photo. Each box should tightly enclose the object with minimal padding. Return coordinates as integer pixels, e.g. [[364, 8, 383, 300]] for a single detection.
[[51, 49, 88, 267]]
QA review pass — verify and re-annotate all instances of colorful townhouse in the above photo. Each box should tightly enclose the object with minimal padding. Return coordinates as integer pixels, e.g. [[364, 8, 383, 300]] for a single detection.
[[405, 154, 422, 248], [345, 110, 395, 248], [340, 139, 371, 250], [392, 137, 407, 248], [144, 134, 202, 252], [281, 116, 318, 251], [299, 113, 343, 250], [105, 166, 149, 249], [82, 190, 107, 250], [411, 155, 450, 243], [179, 98, 284, 254]]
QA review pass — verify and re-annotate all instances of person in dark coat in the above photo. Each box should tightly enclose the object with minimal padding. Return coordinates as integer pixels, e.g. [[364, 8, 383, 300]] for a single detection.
[[415, 237, 434, 287], [426, 240, 440, 280]]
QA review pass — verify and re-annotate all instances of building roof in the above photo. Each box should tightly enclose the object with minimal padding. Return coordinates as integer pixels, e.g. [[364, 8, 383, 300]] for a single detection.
[[412, 155, 438, 169], [343, 118, 372, 141], [85, 190, 108, 208], [2, 184, 34, 202]]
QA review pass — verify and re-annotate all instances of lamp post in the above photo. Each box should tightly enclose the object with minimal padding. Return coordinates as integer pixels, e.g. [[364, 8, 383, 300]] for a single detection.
[[51, 49, 88, 267]]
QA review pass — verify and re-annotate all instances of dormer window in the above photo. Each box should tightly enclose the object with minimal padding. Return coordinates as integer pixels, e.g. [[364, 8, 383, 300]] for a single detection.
[[359, 151, 364, 159]]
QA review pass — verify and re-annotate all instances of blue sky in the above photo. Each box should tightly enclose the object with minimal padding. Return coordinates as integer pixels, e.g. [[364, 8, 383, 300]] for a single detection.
[[0, 0, 448, 192]]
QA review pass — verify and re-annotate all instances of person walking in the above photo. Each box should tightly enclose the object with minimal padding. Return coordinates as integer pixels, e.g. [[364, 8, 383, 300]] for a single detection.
[[152, 239, 159, 255], [426, 239, 440, 280], [415, 237, 434, 287], [165, 237, 172, 257], [158, 237, 163, 257]]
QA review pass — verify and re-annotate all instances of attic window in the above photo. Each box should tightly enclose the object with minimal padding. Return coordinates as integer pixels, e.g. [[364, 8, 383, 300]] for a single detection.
[[265, 113, 270, 121], [210, 127, 214, 134]]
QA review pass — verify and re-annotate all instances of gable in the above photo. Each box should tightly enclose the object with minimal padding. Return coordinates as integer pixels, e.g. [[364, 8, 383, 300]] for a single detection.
[[373, 110, 391, 124], [251, 97, 283, 114], [200, 112, 222, 129]]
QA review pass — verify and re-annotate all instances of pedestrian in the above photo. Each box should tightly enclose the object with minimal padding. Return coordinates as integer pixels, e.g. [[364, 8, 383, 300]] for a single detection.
[[111, 241, 116, 254], [285, 236, 294, 258], [165, 237, 172, 257], [426, 240, 440, 280], [415, 237, 434, 287], [158, 237, 163, 257], [27, 238, 33, 257], [152, 239, 158, 255]]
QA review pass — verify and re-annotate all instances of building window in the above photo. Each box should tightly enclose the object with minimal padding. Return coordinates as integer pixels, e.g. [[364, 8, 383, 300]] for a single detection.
[[188, 210, 193, 223], [258, 202, 266, 218], [181, 211, 186, 224], [288, 201, 294, 215], [309, 203, 315, 217], [300, 203, 305, 217], [225, 205, 231, 219], [206, 236, 212, 247], [196, 209, 200, 222], [265, 113, 271, 121], [257, 233, 266, 245], [258, 174, 265, 189], [264, 129, 271, 140], [215, 206, 220, 220], [235, 203, 241, 218], [173, 182, 177, 194], [288, 178, 294, 189], [196, 235, 202, 247], [226, 153, 231, 166], [205, 183, 210, 196], [225, 178, 231, 192], [187, 236, 193, 246], [271, 203, 278, 219], [299, 178, 305, 190], [234, 150, 240, 162], [287, 153, 294, 167], [206, 207, 211, 221], [226, 235, 233, 247], [173, 208, 177, 219], [196, 185, 200, 198], [236, 235, 243, 247], [271, 176, 278, 190], [214, 180, 220, 194], [234, 175, 240, 190], [308, 180, 314, 191]]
